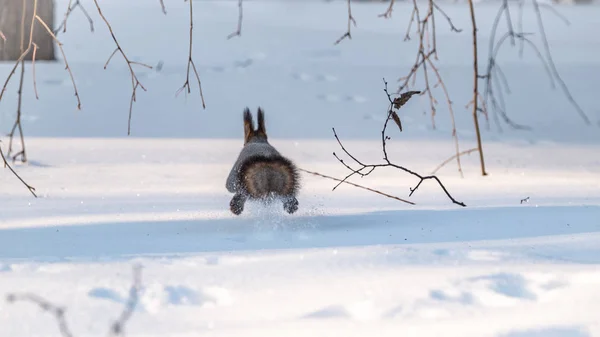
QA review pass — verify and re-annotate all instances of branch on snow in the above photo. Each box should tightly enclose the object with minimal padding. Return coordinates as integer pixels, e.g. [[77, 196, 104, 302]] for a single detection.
[[330, 79, 466, 207], [5, 265, 142, 337], [91, 0, 153, 136]]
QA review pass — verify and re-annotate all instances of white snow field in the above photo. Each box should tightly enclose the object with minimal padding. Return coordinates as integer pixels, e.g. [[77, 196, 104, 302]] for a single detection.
[[1, 0, 600, 336]]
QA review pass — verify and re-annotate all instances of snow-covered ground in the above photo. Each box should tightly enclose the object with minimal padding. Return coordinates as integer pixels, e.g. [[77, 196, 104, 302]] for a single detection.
[[1, 0, 600, 336]]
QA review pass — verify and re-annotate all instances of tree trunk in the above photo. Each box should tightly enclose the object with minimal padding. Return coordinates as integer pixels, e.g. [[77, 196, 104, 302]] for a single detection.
[[0, 0, 55, 61]]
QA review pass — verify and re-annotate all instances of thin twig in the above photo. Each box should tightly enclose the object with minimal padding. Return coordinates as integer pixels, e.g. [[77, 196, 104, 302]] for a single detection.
[[6, 266, 142, 337], [531, 0, 590, 125], [334, 0, 356, 45], [332, 79, 465, 207], [54, 0, 94, 35], [482, 0, 589, 132], [431, 2, 462, 33], [227, 0, 243, 39], [6, 294, 72, 336], [176, 0, 207, 109], [397, 0, 465, 175], [160, 0, 167, 15], [110, 265, 143, 336], [0, 0, 37, 103], [7, 60, 27, 163], [298, 168, 415, 205], [35, 15, 81, 110], [333, 128, 465, 207], [31, 42, 39, 99], [1, 143, 37, 197], [431, 148, 479, 174], [378, 0, 396, 18], [91, 0, 153, 135]]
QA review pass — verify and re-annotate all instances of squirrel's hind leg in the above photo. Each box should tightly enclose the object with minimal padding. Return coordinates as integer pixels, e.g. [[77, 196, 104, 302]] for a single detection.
[[283, 196, 299, 214], [230, 193, 248, 215]]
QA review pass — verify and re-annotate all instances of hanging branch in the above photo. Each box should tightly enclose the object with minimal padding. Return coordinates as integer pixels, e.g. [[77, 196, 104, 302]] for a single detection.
[[1, 142, 37, 197], [334, 0, 356, 45], [1, 0, 80, 165], [331, 79, 466, 207], [531, 0, 590, 125], [35, 15, 81, 109], [176, 0, 207, 109], [482, 0, 590, 132], [0, 1, 81, 106], [227, 0, 243, 39], [5, 265, 142, 337], [159, 0, 167, 15], [91, 0, 153, 135], [7, 60, 27, 163], [378, 0, 396, 18], [54, 0, 95, 35], [386, 0, 466, 176], [467, 0, 487, 176]]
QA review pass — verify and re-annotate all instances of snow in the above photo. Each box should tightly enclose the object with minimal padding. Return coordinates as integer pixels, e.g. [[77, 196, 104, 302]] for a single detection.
[[1, 0, 600, 336]]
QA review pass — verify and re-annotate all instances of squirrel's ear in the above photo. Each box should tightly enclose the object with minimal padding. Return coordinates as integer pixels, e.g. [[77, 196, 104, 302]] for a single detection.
[[243, 107, 254, 143], [256, 107, 266, 137]]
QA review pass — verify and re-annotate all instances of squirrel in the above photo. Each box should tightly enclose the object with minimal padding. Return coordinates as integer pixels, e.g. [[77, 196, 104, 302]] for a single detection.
[[225, 107, 300, 215]]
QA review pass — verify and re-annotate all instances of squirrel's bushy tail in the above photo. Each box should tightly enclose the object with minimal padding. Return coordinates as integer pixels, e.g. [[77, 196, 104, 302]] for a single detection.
[[238, 155, 300, 199]]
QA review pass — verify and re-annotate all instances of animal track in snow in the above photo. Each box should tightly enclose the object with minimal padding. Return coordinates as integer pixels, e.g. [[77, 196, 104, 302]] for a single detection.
[[302, 300, 381, 322], [317, 93, 367, 103], [88, 283, 233, 313], [291, 72, 338, 82], [466, 249, 508, 262], [207, 52, 267, 74], [428, 272, 568, 310]]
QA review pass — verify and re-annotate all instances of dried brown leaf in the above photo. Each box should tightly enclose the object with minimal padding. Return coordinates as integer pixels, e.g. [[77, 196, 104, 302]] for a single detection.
[[391, 110, 403, 132], [393, 90, 421, 109]]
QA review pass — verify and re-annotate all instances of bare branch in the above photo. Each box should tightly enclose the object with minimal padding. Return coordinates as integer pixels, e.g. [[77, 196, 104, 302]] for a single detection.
[[6, 293, 72, 337], [378, 0, 396, 19], [431, 148, 479, 175], [467, 0, 487, 176], [5, 265, 142, 337], [482, 0, 590, 132], [531, 0, 590, 125], [397, 0, 466, 175], [334, 0, 356, 45], [7, 60, 27, 163], [176, 0, 207, 109], [299, 168, 416, 204], [431, 2, 462, 33], [227, 0, 243, 39], [31, 43, 39, 99], [109, 265, 143, 336], [0, 0, 37, 103], [1, 142, 37, 197], [159, 0, 167, 15], [55, 0, 95, 35], [91, 0, 153, 135], [332, 79, 465, 207], [35, 15, 81, 110]]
